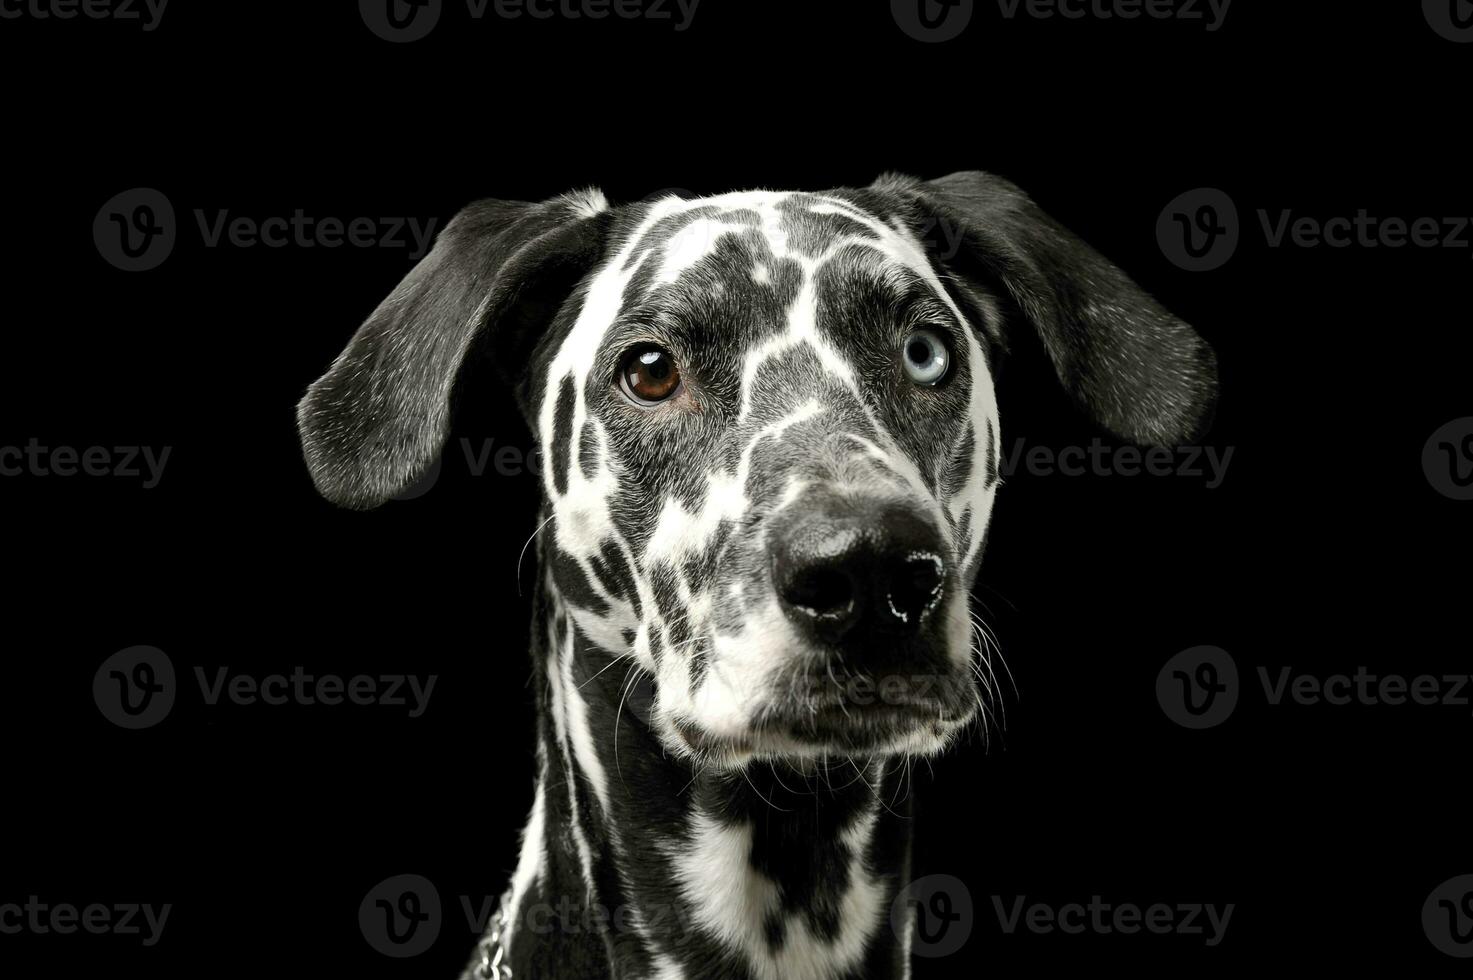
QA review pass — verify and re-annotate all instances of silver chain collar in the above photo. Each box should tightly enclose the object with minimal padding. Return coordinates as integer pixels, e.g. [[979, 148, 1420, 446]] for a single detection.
[[471, 897, 513, 980]]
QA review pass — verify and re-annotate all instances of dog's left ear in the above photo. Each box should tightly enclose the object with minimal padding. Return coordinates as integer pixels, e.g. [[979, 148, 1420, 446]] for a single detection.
[[297, 190, 612, 510], [891, 171, 1218, 446]]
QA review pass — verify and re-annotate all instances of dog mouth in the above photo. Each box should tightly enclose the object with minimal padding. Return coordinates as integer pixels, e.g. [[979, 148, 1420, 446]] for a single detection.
[[768, 702, 966, 748], [675, 669, 977, 759]]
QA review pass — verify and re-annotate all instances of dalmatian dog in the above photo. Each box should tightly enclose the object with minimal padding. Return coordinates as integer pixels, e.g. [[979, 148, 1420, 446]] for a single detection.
[[297, 172, 1217, 979]]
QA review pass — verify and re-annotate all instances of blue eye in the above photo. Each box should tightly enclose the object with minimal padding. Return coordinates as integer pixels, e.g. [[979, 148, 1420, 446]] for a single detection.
[[902, 329, 951, 386]]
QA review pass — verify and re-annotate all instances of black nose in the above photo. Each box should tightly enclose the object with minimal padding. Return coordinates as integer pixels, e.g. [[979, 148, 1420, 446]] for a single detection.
[[771, 501, 948, 644]]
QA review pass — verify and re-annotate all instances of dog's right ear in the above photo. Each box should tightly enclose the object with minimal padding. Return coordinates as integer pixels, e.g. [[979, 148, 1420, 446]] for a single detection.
[[297, 190, 612, 510]]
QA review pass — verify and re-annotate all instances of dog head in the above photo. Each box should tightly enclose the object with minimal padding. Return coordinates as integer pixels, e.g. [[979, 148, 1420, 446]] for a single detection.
[[298, 172, 1216, 768]]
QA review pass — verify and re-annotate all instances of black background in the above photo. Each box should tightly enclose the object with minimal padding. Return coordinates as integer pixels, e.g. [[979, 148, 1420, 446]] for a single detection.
[[2, 0, 1469, 976]]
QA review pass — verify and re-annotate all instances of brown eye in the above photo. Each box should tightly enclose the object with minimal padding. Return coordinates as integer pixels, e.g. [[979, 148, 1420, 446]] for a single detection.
[[618, 347, 682, 405]]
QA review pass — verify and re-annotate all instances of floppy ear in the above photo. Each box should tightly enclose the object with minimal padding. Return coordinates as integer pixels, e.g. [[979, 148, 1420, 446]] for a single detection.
[[296, 190, 612, 510], [892, 171, 1217, 446]]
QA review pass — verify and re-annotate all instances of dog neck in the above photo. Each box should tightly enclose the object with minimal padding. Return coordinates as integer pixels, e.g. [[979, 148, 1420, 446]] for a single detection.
[[492, 584, 916, 980]]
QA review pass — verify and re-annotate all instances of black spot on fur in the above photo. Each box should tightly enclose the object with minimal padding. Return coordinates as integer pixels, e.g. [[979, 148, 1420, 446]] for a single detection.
[[550, 374, 576, 495], [687, 639, 709, 691], [579, 419, 601, 480], [776, 195, 880, 257], [764, 912, 786, 950], [648, 563, 688, 649], [984, 417, 999, 489], [549, 548, 609, 615], [955, 509, 973, 560], [589, 540, 641, 618], [941, 422, 975, 498]]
